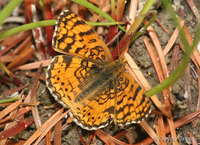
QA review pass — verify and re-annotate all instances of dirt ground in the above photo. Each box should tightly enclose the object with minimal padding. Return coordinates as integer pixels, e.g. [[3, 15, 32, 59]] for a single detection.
[[0, 0, 199, 144]]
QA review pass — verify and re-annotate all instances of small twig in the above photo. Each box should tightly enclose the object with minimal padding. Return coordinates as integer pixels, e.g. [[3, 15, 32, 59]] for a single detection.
[[169, 45, 180, 74], [155, 18, 170, 35], [30, 64, 43, 129]]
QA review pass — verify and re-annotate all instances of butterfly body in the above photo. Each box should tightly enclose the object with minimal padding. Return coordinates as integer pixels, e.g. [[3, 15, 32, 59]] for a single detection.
[[74, 59, 125, 99]]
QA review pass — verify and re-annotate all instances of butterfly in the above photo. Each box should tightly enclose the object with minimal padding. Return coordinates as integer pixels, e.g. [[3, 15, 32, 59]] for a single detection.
[[46, 10, 151, 130]]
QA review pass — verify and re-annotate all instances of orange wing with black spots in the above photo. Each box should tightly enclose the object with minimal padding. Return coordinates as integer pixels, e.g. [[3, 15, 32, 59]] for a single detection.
[[114, 72, 151, 126], [46, 55, 99, 108], [70, 83, 116, 130], [46, 54, 116, 130], [53, 10, 112, 63]]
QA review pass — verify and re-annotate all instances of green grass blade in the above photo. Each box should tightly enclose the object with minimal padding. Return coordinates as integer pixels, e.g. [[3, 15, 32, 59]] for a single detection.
[[0, 96, 20, 104], [0, 0, 23, 26], [131, 11, 157, 42], [0, 20, 56, 40], [0, 20, 123, 40]]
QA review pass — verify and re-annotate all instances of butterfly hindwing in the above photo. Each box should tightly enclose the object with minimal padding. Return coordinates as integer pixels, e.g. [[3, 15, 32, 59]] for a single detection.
[[70, 82, 115, 130], [114, 72, 151, 126]]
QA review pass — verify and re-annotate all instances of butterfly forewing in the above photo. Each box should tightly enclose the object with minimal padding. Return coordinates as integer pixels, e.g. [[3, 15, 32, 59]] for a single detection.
[[53, 10, 112, 64]]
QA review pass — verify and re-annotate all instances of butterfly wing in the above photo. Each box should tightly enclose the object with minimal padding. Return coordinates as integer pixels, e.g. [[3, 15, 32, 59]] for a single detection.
[[70, 83, 115, 130], [46, 55, 116, 130], [114, 72, 151, 125], [66, 71, 151, 130], [46, 55, 99, 107], [53, 10, 112, 63]]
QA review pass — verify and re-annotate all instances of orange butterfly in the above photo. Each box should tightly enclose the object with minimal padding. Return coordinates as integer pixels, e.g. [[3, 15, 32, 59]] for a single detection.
[[46, 10, 151, 130]]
